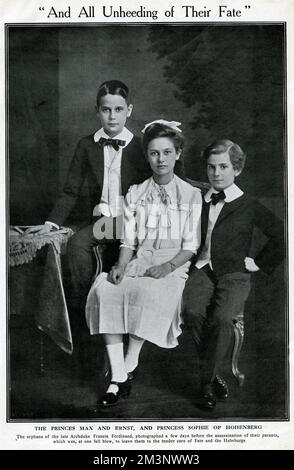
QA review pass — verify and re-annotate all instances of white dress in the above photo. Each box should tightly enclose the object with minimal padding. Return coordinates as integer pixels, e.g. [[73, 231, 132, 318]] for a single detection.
[[86, 176, 202, 348]]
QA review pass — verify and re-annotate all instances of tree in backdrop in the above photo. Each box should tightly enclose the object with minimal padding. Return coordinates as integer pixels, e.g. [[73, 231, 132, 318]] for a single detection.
[[148, 25, 284, 197]]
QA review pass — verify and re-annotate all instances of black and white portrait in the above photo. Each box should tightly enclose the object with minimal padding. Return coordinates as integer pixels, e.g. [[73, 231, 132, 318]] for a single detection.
[[7, 21, 287, 427]]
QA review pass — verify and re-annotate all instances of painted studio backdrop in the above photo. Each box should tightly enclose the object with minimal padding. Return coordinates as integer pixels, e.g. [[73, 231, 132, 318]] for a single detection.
[[8, 25, 287, 420]]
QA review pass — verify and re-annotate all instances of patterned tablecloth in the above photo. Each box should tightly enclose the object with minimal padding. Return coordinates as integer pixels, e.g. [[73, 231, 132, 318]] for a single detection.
[[9, 227, 73, 266], [9, 227, 74, 354]]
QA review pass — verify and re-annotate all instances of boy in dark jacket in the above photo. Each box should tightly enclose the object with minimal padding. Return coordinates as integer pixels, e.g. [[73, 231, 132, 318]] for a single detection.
[[183, 139, 284, 409]]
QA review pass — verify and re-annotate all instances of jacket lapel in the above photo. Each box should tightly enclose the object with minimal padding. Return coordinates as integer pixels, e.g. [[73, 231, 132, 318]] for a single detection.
[[201, 199, 210, 244], [121, 137, 149, 195], [214, 194, 247, 228], [88, 140, 105, 189], [121, 140, 134, 195]]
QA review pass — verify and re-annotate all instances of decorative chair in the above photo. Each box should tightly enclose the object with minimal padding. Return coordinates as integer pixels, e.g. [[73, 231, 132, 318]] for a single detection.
[[232, 312, 245, 386]]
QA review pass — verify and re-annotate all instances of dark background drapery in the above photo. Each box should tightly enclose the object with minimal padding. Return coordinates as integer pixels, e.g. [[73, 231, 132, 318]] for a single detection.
[[9, 25, 285, 225]]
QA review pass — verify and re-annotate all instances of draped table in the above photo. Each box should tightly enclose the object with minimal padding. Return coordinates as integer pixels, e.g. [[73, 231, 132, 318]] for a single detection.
[[9, 227, 74, 361]]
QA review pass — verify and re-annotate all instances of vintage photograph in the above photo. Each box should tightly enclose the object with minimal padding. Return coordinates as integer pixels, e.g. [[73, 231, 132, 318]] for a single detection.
[[7, 23, 287, 422]]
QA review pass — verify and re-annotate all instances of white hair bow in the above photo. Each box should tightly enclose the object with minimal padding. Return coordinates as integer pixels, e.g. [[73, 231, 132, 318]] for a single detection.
[[141, 120, 182, 133]]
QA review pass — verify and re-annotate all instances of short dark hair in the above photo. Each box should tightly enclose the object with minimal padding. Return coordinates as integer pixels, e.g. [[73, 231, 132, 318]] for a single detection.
[[96, 80, 129, 106], [203, 139, 246, 172], [142, 123, 184, 155]]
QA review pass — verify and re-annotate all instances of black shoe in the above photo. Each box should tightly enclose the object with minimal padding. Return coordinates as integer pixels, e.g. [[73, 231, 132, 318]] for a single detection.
[[97, 379, 131, 408], [213, 375, 229, 400], [195, 383, 216, 410]]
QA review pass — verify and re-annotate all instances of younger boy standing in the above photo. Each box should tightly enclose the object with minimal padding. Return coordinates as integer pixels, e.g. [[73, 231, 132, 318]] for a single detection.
[[183, 140, 284, 409]]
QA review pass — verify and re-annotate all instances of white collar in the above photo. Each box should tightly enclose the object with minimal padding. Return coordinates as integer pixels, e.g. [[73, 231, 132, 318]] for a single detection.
[[152, 176, 176, 190], [205, 183, 244, 203], [142, 177, 176, 205], [93, 127, 133, 146], [151, 177, 176, 198]]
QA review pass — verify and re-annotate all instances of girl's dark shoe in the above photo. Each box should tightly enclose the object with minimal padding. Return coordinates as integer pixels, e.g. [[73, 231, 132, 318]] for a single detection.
[[97, 379, 131, 407]]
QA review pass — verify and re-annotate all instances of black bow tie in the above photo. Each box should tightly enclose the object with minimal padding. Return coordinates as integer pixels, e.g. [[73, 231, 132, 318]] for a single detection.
[[98, 137, 126, 151], [210, 190, 226, 205]]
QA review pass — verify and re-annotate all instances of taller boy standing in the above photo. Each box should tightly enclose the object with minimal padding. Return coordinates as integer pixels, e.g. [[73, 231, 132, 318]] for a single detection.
[[28, 80, 151, 334], [183, 139, 284, 410]]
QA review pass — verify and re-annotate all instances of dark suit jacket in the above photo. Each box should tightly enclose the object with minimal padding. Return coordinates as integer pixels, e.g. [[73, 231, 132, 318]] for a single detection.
[[49, 134, 151, 226], [197, 194, 284, 276]]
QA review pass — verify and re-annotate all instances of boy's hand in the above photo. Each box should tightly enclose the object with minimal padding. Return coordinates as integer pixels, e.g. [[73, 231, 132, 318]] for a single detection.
[[25, 224, 52, 235], [107, 265, 125, 285], [244, 257, 260, 272], [144, 263, 172, 279]]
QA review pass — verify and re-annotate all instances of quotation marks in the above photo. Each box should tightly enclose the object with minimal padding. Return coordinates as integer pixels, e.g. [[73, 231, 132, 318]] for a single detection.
[[39, 6, 45, 11], [245, 5, 251, 8]]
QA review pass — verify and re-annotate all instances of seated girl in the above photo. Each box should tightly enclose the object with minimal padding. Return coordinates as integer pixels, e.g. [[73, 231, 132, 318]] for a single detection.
[[85, 120, 202, 407]]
